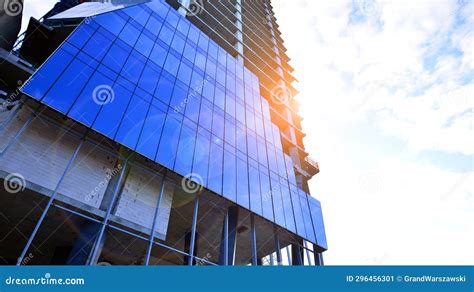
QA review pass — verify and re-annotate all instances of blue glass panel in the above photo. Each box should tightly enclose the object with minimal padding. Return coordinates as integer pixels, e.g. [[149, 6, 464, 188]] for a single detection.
[[122, 51, 146, 84], [136, 104, 166, 160], [222, 149, 237, 202], [94, 12, 126, 36], [115, 95, 150, 150], [290, 185, 306, 238], [177, 61, 192, 84], [183, 42, 196, 63], [118, 22, 141, 47], [188, 26, 199, 44], [155, 73, 174, 104], [146, 1, 169, 19], [267, 146, 278, 171], [184, 94, 201, 122], [93, 84, 132, 139], [214, 86, 225, 110], [136, 33, 154, 57], [299, 190, 317, 243], [176, 18, 190, 36], [68, 71, 113, 127], [249, 165, 262, 216], [164, 53, 180, 76], [42, 58, 93, 114], [308, 197, 328, 249], [236, 126, 247, 154], [22, 49, 73, 100], [216, 67, 225, 87], [207, 138, 223, 194], [158, 24, 174, 46], [171, 34, 186, 55], [199, 100, 213, 132], [223, 117, 234, 144], [155, 115, 181, 170], [83, 28, 114, 61], [169, 83, 188, 110], [212, 108, 224, 139], [68, 23, 96, 49], [257, 138, 268, 167], [236, 157, 249, 209], [165, 8, 180, 27], [247, 133, 258, 157], [102, 40, 132, 73], [271, 179, 286, 229], [145, 14, 163, 36], [123, 5, 150, 26], [174, 123, 196, 175], [149, 42, 168, 67], [260, 171, 274, 221], [138, 62, 161, 94], [280, 182, 296, 233], [202, 81, 214, 103], [192, 130, 210, 185]]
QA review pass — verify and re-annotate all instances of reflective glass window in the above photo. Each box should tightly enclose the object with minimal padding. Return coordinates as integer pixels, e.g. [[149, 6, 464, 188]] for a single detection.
[[118, 22, 141, 47], [155, 115, 181, 169], [43, 58, 93, 114], [249, 165, 262, 216], [207, 138, 223, 194], [236, 157, 249, 209], [93, 84, 133, 139], [136, 104, 166, 160], [174, 123, 196, 175], [68, 71, 113, 127], [115, 95, 150, 150], [222, 149, 237, 202]]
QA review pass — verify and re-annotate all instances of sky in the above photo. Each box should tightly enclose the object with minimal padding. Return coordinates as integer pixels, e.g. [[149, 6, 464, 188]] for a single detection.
[[272, 0, 473, 265], [21, 0, 473, 265]]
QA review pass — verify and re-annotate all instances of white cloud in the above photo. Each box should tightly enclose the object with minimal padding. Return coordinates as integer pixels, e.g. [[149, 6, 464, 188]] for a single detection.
[[274, 0, 473, 264]]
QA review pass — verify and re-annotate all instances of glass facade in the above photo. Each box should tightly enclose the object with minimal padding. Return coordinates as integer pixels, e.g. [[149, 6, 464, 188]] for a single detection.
[[21, 0, 326, 250]]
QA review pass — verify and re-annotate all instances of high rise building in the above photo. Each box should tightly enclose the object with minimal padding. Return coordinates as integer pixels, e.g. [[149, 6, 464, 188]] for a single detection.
[[0, 0, 326, 266]]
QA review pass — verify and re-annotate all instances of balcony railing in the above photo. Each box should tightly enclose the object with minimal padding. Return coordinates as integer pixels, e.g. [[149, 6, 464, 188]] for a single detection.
[[305, 157, 320, 176]]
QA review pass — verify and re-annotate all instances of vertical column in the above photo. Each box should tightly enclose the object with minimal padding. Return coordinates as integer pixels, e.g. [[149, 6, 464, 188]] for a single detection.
[[250, 214, 258, 266], [291, 243, 303, 266], [234, 0, 244, 61], [87, 160, 129, 265], [218, 206, 239, 265], [145, 175, 167, 265], [186, 195, 200, 265]]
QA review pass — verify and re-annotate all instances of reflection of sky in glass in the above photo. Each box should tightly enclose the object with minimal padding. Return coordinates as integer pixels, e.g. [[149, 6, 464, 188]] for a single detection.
[[22, 0, 327, 249]]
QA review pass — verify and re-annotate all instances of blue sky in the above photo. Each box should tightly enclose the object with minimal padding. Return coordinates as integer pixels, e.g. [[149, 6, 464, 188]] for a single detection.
[[273, 0, 473, 264], [23, 0, 473, 265]]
